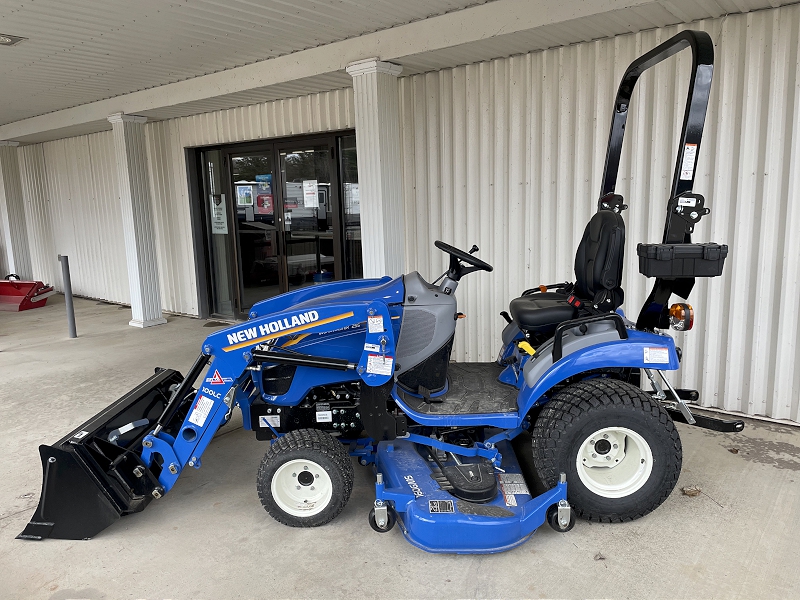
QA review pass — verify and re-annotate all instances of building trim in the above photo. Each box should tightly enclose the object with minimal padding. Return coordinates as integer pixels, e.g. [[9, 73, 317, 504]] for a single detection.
[[0, 0, 651, 143], [108, 113, 148, 125]]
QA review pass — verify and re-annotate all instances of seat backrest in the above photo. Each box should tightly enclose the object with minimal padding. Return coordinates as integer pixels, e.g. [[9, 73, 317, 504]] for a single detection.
[[573, 210, 625, 310]]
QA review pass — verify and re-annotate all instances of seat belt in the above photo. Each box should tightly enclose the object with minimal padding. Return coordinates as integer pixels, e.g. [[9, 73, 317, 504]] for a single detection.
[[566, 294, 602, 316]]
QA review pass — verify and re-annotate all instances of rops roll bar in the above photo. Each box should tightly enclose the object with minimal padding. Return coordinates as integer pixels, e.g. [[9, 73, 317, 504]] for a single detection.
[[596, 30, 715, 330]]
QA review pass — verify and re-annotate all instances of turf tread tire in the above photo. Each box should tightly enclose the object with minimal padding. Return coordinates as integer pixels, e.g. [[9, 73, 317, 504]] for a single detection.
[[257, 428, 354, 527], [532, 379, 681, 523]]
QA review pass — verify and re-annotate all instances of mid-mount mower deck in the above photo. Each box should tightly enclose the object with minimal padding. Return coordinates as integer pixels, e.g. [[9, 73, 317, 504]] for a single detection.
[[19, 31, 743, 554]]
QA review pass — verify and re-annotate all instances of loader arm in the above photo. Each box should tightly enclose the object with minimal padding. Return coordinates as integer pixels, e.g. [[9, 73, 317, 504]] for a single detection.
[[141, 300, 397, 495], [18, 300, 396, 540]]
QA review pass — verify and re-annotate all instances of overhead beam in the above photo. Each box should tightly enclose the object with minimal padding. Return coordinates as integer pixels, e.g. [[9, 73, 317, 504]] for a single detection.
[[0, 0, 653, 142]]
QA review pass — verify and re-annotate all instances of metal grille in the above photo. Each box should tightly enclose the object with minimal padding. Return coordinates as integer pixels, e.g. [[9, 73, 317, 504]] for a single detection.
[[396, 309, 437, 358]]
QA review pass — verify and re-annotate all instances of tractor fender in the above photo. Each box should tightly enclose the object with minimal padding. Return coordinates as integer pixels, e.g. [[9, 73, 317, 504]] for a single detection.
[[516, 324, 679, 416]]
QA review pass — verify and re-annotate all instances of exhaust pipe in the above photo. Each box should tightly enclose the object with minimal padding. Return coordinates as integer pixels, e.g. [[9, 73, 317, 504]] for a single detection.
[[18, 368, 187, 540]]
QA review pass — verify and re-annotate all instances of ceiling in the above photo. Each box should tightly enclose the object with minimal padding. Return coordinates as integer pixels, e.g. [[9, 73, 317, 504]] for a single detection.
[[0, 0, 489, 126], [0, 0, 796, 141]]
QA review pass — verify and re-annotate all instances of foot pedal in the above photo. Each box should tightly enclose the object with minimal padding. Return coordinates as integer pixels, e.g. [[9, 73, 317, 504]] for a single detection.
[[418, 385, 443, 404]]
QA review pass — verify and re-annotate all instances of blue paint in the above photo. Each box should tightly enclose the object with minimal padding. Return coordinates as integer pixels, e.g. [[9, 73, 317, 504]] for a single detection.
[[135, 267, 682, 551], [374, 439, 567, 553]]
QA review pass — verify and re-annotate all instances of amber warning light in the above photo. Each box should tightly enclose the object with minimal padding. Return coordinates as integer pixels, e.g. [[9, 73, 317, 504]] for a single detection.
[[669, 303, 694, 331]]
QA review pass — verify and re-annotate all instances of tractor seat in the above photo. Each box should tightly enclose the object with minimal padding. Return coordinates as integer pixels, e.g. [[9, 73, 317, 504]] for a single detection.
[[509, 293, 576, 332], [510, 209, 625, 334]]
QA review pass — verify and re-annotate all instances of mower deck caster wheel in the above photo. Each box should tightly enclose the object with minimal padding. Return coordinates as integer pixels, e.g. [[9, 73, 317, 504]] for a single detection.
[[547, 502, 575, 533], [368, 506, 396, 533]]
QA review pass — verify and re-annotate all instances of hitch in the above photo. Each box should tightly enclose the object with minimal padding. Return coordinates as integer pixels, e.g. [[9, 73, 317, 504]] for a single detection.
[[665, 407, 745, 433]]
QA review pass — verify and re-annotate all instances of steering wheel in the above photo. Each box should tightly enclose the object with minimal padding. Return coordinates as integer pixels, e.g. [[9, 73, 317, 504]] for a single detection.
[[434, 240, 493, 280]]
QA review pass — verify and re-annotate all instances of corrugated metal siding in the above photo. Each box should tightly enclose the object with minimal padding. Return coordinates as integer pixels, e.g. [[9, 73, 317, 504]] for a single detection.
[[18, 145, 57, 286], [18, 134, 130, 303], [399, 6, 800, 421], [398, 1, 786, 75]]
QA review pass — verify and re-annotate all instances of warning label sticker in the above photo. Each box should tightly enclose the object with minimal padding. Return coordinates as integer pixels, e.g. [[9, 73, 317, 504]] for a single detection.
[[366, 354, 393, 376], [498, 473, 530, 496], [429, 500, 455, 513], [188, 396, 215, 427], [644, 347, 670, 364], [258, 415, 280, 428], [680, 143, 698, 180], [205, 369, 233, 385], [316, 410, 333, 423], [367, 315, 384, 333], [498, 473, 528, 507]]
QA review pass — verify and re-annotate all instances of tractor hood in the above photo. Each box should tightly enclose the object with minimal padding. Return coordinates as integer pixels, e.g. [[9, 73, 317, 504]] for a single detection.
[[248, 276, 404, 320]]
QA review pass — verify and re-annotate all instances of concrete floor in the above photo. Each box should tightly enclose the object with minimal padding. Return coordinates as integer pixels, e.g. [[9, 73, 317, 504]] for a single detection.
[[1, 295, 799, 600]]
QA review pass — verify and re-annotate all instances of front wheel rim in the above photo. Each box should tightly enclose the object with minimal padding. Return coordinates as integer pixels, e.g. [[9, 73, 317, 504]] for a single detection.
[[575, 427, 654, 498], [271, 459, 333, 517]]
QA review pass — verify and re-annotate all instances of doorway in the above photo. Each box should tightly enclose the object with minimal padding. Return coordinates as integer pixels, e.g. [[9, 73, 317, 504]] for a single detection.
[[196, 132, 361, 320]]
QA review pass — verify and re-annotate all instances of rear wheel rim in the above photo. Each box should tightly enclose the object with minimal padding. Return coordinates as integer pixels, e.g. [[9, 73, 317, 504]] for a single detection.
[[575, 427, 653, 498], [271, 459, 333, 517]]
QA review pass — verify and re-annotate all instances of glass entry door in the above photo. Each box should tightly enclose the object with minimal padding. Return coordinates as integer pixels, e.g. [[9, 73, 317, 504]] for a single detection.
[[278, 143, 340, 291], [201, 149, 235, 316], [199, 133, 356, 320], [230, 151, 281, 311]]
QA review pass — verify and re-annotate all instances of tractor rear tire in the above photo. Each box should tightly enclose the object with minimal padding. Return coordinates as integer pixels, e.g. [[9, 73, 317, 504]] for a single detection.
[[532, 379, 682, 523], [257, 429, 354, 527]]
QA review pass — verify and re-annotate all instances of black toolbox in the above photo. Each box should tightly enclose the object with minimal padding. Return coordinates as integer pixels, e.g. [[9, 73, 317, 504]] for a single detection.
[[637, 242, 728, 278]]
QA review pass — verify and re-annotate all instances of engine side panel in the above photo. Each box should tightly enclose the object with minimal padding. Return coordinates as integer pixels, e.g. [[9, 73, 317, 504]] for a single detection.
[[395, 272, 456, 369]]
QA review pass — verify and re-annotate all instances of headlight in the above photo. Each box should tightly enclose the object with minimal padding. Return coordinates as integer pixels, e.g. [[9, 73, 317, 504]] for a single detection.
[[669, 303, 694, 331]]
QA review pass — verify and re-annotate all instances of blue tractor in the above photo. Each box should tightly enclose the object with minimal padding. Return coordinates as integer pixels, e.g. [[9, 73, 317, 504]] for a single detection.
[[19, 30, 742, 553]]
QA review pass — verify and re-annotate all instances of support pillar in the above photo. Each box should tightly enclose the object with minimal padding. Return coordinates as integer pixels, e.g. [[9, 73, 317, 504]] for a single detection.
[[346, 59, 406, 278], [0, 141, 32, 279], [107, 113, 166, 328]]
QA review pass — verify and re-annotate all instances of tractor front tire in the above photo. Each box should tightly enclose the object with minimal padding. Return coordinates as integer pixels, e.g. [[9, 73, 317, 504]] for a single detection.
[[257, 429, 354, 527], [532, 379, 682, 522]]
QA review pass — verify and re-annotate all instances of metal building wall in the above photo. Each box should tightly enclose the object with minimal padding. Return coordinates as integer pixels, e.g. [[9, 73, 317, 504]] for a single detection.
[[18, 134, 130, 304], [399, 6, 800, 421], [17, 89, 355, 315]]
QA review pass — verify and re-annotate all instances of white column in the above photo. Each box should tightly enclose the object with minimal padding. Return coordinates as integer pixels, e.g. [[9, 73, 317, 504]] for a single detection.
[[0, 141, 33, 279], [346, 59, 406, 278], [107, 113, 166, 328]]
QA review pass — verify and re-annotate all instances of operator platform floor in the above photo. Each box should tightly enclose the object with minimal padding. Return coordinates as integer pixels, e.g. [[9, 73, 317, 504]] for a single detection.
[[1, 295, 799, 600]]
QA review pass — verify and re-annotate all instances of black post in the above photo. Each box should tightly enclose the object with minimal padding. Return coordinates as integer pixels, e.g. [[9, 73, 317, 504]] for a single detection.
[[58, 255, 77, 338]]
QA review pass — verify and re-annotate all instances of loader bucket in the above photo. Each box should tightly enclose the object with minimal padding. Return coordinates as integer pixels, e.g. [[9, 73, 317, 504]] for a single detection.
[[18, 368, 186, 540]]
